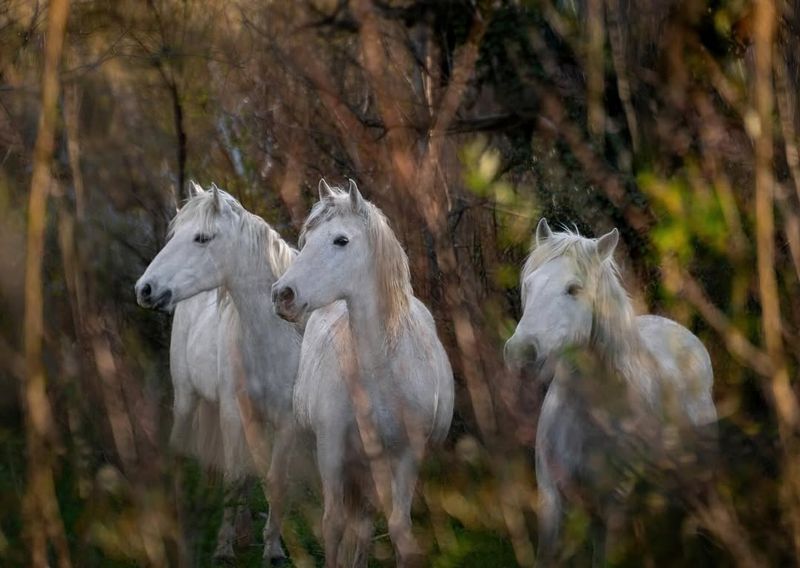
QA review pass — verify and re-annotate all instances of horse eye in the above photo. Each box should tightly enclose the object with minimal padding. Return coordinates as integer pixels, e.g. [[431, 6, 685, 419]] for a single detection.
[[333, 236, 349, 247], [566, 283, 582, 296], [194, 233, 213, 244]]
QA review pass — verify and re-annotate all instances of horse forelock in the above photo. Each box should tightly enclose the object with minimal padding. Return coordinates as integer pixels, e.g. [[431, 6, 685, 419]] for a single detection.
[[522, 229, 625, 308], [169, 187, 242, 238], [300, 185, 413, 341]]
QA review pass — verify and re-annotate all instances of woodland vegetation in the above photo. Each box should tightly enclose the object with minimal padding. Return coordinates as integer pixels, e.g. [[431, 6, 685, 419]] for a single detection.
[[2, 0, 800, 566]]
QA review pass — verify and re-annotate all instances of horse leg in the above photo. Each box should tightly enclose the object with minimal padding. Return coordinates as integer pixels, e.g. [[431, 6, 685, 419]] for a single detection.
[[388, 450, 422, 567], [213, 475, 249, 564], [214, 399, 250, 563], [169, 383, 196, 450], [536, 486, 563, 567], [318, 436, 346, 568], [234, 478, 255, 548], [590, 516, 607, 568], [342, 473, 374, 568], [261, 425, 293, 563], [351, 509, 374, 568]]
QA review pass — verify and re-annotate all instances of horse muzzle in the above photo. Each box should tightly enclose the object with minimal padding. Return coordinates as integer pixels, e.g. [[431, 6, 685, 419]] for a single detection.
[[504, 335, 539, 370], [505, 334, 554, 381], [271, 283, 306, 322], [135, 280, 173, 312]]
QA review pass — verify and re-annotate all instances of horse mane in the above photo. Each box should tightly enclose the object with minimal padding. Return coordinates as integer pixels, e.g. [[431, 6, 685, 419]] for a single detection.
[[524, 227, 659, 403], [170, 185, 297, 281], [300, 185, 413, 342]]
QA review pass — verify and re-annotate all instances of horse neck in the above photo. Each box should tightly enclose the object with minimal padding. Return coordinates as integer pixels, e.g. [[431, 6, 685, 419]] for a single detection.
[[224, 240, 276, 317], [224, 232, 297, 414]]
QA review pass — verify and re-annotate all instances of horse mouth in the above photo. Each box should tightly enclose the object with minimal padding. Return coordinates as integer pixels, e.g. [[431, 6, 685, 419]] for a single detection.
[[508, 355, 554, 386], [274, 301, 307, 323], [139, 290, 173, 312]]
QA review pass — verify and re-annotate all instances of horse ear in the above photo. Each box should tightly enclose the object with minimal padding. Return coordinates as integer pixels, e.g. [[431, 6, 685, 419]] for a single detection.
[[211, 182, 222, 212], [318, 178, 334, 201], [535, 218, 553, 247], [188, 180, 204, 198], [348, 178, 365, 211], [596, 228, 619, 261]]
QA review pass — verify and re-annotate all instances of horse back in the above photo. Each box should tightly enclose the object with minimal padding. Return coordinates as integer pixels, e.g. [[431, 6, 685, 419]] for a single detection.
[[636, 315, 717, 427]]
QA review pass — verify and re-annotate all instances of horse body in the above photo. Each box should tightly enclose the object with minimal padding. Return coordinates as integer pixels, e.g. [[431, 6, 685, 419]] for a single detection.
[[273, 180, 454, 567], [135, 183, 300, 562], [505, 220, 717, 565]]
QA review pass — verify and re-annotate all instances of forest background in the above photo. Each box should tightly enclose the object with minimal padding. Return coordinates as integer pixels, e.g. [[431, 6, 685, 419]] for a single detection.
[[2, 0, 800, 566]]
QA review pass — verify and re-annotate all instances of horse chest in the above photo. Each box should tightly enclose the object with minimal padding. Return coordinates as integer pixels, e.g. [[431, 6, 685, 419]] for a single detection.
[[359, 369, 408, 450], [538, 382, 633, 500]]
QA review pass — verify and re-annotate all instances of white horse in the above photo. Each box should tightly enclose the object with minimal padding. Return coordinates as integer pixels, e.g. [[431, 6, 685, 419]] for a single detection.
[[504, 219, 717, 566], [135, 183, 300, 563], [272, 180, 454, 567]]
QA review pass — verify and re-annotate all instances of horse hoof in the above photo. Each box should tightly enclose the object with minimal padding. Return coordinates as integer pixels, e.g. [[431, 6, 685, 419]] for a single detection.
[[262, 555, 289, 567], [262, 539, 287, 565]]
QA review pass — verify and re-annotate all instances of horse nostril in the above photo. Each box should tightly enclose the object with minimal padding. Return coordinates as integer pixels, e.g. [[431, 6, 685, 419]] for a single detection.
[[526, 342, 538, 364], [278, 286, 295, 304], [141, 283, 152, 299], [504, 336, 538, 369]]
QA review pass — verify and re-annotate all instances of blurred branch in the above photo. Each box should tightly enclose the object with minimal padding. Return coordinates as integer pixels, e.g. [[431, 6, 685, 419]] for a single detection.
[[777, 184, 800, 285], [585, 0, 604, 141], [774, 52, 800, 282], [692, 491, 766, 568], [22, 0, 72, 566], [526, 27, 654, 234], [138, 0, 188, 201], [664, 257, 774, 378], [752, 1, 800, 559], [267, 34, 374, 171], [753, 0, 798, 430], [606, 0, 639, 154]]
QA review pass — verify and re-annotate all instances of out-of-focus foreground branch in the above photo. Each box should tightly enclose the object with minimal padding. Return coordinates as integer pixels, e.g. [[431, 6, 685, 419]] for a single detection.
[[752, 0, 800, 559], [22, 1, 72, 567]]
